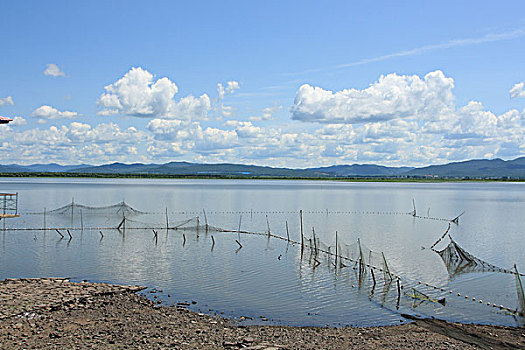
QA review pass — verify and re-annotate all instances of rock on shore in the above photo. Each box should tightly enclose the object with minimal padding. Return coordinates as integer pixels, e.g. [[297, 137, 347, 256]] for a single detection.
[[0, 278, 523, 349]]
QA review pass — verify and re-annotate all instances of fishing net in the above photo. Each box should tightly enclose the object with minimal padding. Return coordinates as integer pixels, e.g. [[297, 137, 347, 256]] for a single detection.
[[7, 199, 525, 320], [118, 216, 201, 231], [45, 200, 146, 217], [436, 237, 517, 277], [305, 236, 450, 313], [337, 239, 395, 281], [297, 227, 397, 290]]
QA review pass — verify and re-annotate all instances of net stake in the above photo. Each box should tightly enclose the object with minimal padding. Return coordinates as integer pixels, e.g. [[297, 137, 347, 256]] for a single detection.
[[238, 214, 242, 241], [196, 216, 200, 238], [300, 210, 304, 253], [396, 279, 401, 309], [335, 231, 338, 268], [203, 209, 208, 231], [55, 229, 64, 238]]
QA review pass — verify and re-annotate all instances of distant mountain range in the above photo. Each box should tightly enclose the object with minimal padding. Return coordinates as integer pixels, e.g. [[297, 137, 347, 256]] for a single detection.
[[2, 157, 525, 178], [406, 157, 525, 178]]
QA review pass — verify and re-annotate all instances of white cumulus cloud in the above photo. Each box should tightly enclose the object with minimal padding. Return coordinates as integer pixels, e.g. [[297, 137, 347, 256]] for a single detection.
[[249, 105, 282, 121], [31, 105, 80, 119], [291, 70, 454, 124], [171, 95, 211, 120], [98, 67, 211, 120], [224, 121, 264, 138], [0, 121, 150, 164], [285, 70, 525, 165], [510, 82, 525, 98], [226, 81, 240, 94], [44, 63, 66, 77], [194, 127, 238, 152], [216, 81, 240, 118], [10, 116, 26, 126], [3, 70, 525, 167], [146, 118, 190, 141], [0, 96, 14, 107], [217, 81, 241, 100]]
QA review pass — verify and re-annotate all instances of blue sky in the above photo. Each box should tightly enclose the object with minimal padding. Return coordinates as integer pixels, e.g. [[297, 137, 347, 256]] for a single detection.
[[1, 1, 525, 167]]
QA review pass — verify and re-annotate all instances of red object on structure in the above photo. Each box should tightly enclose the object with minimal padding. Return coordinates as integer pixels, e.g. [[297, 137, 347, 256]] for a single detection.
[[0, 116, 13, 124]]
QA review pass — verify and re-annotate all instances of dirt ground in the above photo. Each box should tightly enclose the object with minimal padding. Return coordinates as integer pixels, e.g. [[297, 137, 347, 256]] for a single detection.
[[0, 278, 523, 349]]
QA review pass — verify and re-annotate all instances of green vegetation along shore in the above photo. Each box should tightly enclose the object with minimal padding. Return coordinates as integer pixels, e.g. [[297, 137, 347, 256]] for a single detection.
[[1, 171, 524, 182]]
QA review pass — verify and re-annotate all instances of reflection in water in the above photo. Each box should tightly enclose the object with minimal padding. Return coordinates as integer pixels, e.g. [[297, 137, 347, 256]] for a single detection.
[[0, 178, 524, 326]]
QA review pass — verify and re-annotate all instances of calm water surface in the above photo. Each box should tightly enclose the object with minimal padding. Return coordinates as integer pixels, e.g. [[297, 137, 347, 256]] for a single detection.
[[0, 178, 524, 326]]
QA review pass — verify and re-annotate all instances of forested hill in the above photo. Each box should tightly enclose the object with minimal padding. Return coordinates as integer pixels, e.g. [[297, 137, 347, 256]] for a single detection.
[[2, 157, 525, 178]]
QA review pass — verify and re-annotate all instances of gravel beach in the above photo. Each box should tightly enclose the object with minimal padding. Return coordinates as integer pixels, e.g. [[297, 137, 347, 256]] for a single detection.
[[0, 278, 523, 349]]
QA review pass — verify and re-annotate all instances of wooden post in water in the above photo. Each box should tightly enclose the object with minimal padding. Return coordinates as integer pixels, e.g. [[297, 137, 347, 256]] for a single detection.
[[300, 210, 304, 251], [71, 198, 74, 227], [358, 238, 365, 277], [285, 221, 290, 242], [196, 216, 200, 237], [80, 210, 84, 233], [237, 214, 242, 241], [43, 208, 46, 232], [165, 208, 169, 230], [382, 252, 392, 281], [266, 215, 271, 237], [335, 231, 338, 268], [117, 216, 125, 231], [203, 209, 208, 232], [312, 227, 317, 256]]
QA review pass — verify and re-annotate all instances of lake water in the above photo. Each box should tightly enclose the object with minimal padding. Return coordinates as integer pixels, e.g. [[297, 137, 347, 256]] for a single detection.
[[0, 177, 524, 327]]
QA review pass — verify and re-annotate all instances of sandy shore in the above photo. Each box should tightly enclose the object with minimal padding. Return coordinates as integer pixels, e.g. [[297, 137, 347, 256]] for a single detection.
[[0, 278, 523, 349]]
